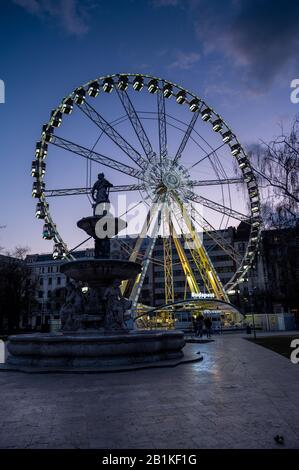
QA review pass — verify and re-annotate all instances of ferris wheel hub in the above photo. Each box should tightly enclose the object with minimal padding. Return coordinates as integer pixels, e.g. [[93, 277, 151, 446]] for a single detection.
[[162, 170, 181, 189], [143, 156, 192, 201]]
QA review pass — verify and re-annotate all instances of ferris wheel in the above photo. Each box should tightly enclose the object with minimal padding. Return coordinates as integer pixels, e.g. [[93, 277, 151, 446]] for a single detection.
[[31, 73, 262, 309]]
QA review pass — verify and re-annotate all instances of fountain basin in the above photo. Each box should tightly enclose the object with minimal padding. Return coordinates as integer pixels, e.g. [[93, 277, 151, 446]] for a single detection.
[[77, 216, 127, 238], [6, 330, 185, 368], [61, 259, 141, 285]]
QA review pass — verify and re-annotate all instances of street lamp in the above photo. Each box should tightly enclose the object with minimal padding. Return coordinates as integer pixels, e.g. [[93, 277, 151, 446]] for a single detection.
[[249, 288, 257, 340]]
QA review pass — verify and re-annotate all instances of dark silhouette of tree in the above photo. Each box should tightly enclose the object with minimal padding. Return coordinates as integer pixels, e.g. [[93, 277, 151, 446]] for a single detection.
[[0, 247, 37, 333], [248, 114, 299, 228]]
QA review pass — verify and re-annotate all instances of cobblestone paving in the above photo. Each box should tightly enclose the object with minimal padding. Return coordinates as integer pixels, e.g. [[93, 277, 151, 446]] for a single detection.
[[0, 335, 299, 449]]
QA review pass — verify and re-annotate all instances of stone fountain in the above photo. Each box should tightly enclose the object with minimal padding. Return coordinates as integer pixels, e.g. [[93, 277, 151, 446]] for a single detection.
[[6, 174, 186, 371]]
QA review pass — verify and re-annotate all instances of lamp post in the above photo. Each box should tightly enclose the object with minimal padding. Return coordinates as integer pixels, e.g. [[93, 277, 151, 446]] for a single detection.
[[252, 306, 257, 340], [249, 288, 257, 340]]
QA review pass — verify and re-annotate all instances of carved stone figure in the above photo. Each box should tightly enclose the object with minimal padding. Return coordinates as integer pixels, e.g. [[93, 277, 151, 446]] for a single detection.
[[83, 287, 102, 315], [60, 281, 85, 331], [103, 279, 132, 330]]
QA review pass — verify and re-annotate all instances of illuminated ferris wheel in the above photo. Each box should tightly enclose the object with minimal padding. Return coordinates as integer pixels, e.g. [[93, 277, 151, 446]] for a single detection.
[[31, 73, 262, 309]]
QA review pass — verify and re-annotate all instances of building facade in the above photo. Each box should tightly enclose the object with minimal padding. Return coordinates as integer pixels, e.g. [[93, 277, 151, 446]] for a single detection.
[[24, 223, 299, 330]]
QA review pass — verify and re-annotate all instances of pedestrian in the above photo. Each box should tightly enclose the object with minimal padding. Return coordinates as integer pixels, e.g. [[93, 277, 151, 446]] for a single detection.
[[204, 316, 212, 338], [195, 314, 204, 337]]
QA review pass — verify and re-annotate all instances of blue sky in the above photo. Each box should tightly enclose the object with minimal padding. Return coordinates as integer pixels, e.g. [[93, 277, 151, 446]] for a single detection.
[[1, 0, 299, 254]]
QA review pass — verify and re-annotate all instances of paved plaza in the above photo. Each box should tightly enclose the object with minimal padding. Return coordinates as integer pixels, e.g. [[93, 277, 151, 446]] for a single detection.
[[0, 333, 299, 449]]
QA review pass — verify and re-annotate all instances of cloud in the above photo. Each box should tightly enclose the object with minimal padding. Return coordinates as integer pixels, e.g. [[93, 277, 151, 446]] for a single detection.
[[169, 51, 200, 70], [152, 0, 299, 89], [190, 0, 299, 89], [13, 0, 93, 35]]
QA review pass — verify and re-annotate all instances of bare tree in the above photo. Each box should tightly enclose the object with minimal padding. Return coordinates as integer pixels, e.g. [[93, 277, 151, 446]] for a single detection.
[[248, 115, 299, 228], [0, 246, 37, 333], [10, 246, 30, 260]]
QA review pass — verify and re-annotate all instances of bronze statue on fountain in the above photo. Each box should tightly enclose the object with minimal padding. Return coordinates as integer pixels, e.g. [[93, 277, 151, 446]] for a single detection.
[[91, 172, 113, 258]]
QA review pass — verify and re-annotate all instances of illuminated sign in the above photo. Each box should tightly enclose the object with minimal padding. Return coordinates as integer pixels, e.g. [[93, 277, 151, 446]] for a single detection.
[[191, 292, 215, 299]]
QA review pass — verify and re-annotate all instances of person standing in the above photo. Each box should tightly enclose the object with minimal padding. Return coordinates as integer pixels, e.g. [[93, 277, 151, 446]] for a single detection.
[[204, 316, 212, 339], [195, 314, 204, 337]]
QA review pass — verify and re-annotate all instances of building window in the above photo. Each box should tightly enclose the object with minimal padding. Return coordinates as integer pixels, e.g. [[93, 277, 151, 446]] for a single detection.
[[154, 271, 164, 277], [48, 290, 52, 298], [57, 276, 61, 285], [38, 291, 43, 299], [48, 277, 52, 285], [155, 282, 165, 289], [212, 255, 231, 262], [153, 249, 164, 256], [155, 293, 165, 300], [173, 269, 183, 276]]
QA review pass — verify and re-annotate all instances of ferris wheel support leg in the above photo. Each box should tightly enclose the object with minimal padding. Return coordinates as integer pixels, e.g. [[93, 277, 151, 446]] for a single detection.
[[170, 220, 200, 296], [120, 200, 160, 297], [163, 207, 174, 305], [128, 205, 162, 328], [172, 192, 229, 302]]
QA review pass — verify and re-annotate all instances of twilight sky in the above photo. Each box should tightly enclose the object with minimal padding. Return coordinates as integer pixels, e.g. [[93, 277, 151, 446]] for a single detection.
[[1, 0, 299, 254]]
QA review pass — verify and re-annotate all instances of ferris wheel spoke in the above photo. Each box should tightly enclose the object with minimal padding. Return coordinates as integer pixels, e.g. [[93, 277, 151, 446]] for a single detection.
[[51, 135, 142, 180], [116, 88, 155, 161], [192, 177, 244, 187], [45, 184, 143, 197], [173, 112, 199, 165], [119, 199, 163, 316], [157, 86, 167, 160], [76, 101, 147, 169], [186, 191, 250, 222], [189, 205, 242, 263], [189, 142, 227, 169], [68, 236, 93, 253]]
